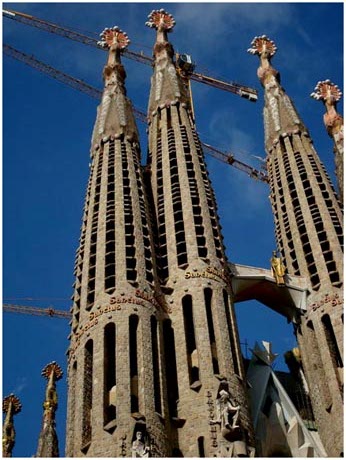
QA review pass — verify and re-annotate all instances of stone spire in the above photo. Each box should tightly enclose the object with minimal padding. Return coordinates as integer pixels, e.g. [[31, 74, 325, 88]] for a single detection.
[[2, 394, 22, 457], [36, 361, 63, 457], [146, 9, 190, 118], [249, 35, 343, 458], [144, 9, 255, 456], [91, 26, 138, 150], [311, 79, 344, 203], [248, 36, 306, 151], [66, 24, 168, 457]]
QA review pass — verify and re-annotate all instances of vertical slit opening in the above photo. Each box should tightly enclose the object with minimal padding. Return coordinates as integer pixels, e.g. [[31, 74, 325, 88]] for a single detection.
[[198, 437, 205, 457], [104, 323, 116, 427], [81, 340, 93, 451], [204, 288, 219, 374], [322, 314, 343, 370], [183, 295, 200, 386], [163, 319, 179, 418], [223, 290, 240, 375], [130, 315, 139, 413], [151, 316, 162, 414]]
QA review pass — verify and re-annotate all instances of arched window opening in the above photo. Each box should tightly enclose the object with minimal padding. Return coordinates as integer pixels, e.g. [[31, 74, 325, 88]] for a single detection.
[[198, 437, 205, 457], [182, 295, 200, 386], [322, 314, 343, 374], [104, 323, 116, 430], [163, 319, 179, 418], [204, 288, 219, 374], [129, 315, 139, 413], [223, 290, 240, 375], [151, 316, 162, 414], [81, 340, 93, 452]]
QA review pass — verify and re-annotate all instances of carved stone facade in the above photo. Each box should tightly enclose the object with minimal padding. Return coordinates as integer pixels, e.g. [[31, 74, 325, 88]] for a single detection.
[[249, 35, 344, 457]]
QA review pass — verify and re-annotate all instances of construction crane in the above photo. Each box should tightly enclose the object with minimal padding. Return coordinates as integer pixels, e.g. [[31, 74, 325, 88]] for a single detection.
[[3, 303, 71, 319], [3, 8, 258, 102], [4, 43, 268, 183]]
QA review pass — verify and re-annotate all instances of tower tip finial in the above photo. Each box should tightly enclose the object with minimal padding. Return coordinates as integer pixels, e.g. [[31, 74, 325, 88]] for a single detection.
[[3, 394, 22, 415], [248, 35, 277, 57], [311, 79, 342, 102], [145, 9, 175, 32], [41, 361, 63, 381], [98, 26, 130, 50]]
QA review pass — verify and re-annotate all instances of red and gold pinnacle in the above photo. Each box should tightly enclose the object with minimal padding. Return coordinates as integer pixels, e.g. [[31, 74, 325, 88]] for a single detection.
[[311, 79, 344, 203]]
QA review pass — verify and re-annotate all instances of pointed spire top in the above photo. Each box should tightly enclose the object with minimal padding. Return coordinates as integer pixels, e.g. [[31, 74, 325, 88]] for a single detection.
[[248, 35, 277, 58], [98, 26, 130, 51], [311, 79, 342, 103], [145, 9, 176, 32]]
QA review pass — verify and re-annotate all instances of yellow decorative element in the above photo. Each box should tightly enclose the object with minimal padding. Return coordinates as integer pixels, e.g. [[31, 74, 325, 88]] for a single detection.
[[270, 250, 286, 286]]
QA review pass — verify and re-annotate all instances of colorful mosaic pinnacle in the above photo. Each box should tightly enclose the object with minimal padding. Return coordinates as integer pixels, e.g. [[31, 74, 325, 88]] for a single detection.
[[247, 35, 277, 57], [97, 26, 130, 50], [145, 9, 175, 31], [41, 361, 63, 381], [311, 79, 342, 103], [2, 394, 22, 415]]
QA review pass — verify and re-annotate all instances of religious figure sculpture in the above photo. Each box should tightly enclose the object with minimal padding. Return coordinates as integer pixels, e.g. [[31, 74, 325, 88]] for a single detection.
[[215, 389, 240, 432], [270, 250, 286, 286], [131, 431, 150, 458]]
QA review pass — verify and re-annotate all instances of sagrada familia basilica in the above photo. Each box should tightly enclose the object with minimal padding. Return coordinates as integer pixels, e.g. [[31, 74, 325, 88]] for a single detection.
[[3, 9, 343, 458]]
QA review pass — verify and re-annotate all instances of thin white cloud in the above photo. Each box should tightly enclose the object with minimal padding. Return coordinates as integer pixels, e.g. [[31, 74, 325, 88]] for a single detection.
[[12, 376, 28, 395]]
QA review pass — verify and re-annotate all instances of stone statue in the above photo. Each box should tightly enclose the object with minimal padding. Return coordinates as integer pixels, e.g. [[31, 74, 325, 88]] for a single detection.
[[270, 250, 286, 286], [131, 431, 150, 458], [215, 389, 240, 432]]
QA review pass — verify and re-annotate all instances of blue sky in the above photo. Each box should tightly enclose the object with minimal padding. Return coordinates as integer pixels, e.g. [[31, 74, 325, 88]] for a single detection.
[[3, 2, 343, 456]]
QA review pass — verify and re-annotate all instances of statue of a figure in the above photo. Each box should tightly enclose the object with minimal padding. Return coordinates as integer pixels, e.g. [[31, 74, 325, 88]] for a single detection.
[[131, 431, 150, 458], [217, 389, 240, 431], [270, 250, 286, 286], [211, 388, 241, 434]]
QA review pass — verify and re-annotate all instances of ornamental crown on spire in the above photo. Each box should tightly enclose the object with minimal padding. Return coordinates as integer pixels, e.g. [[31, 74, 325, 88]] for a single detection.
[[41, 361, 63, 381], [3, 394, 22, 415], [311, 79, 342, 102], [98, 26, 130, 50], [145, 9, 175, 31], [247, 35, 277, 57]]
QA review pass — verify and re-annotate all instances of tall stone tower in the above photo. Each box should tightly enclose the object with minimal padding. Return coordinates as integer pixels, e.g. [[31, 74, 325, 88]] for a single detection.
[[249, 36, 343, 457], [65, 26, 169, 457], [145, 9, 254, 457]]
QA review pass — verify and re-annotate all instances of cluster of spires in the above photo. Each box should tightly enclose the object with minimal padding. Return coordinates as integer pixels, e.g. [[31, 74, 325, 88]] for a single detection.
[[3, 9, 343, 457], [2, 362, 63, 458]]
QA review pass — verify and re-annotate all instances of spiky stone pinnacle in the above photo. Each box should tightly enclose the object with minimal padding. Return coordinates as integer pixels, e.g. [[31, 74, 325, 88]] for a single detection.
[[97, 26, 130, 50]]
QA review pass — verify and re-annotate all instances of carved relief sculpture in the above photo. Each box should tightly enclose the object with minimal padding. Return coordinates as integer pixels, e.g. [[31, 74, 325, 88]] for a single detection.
[[131, 431, 150, 458]]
